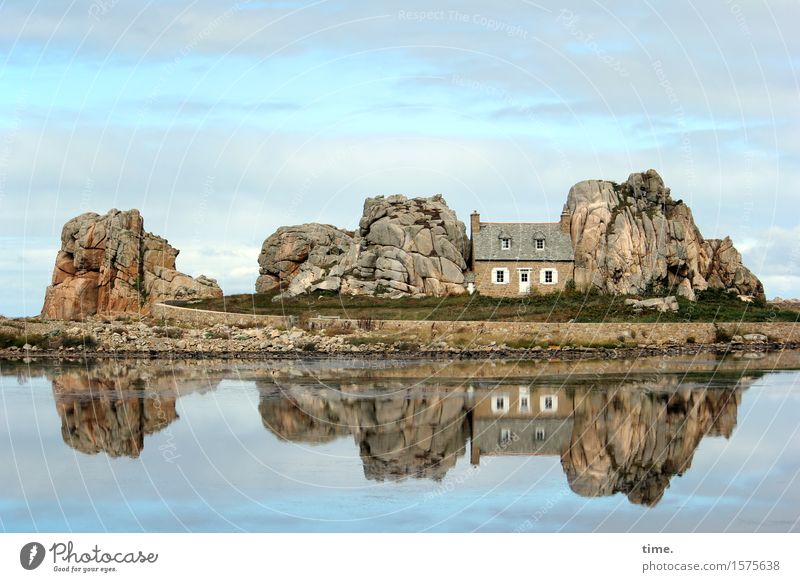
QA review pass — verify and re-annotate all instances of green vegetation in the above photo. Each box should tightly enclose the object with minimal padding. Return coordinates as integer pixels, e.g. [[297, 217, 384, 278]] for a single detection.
[[168, 287, 798, 323], [152, 325, 185, 339]]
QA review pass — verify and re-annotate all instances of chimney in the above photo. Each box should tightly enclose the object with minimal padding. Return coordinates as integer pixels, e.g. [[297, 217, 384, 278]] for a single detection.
[[469, 211, 480, 270], [560, 205, 571, 234], [470, 210, 480, 236]]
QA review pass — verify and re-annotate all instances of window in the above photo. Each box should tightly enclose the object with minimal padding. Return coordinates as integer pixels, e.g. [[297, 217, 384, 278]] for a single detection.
[[535, 427, 546, 441], [540, 268, 558, 285], [519, 387, 530, 413], [500, 238, 511, 250], [492, 268, 509, 284], [500, 428, 513, 445], [540, 394, 558, 412], [520, 271, 529, 283], [491, 394, 509, 413], [535, 238, 545, 249]]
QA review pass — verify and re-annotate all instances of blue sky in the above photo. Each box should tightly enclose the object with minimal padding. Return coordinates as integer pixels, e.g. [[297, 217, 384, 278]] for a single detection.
[[1, 0, 798, 316]]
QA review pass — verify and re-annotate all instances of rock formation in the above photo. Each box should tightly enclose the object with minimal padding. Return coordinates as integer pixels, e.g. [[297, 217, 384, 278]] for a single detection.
[[566, 169, 764, 300], [259, 386, 470, 481], [42, 209, 222, 320], [255, 223, 355, 295], [561, 385, 742, 506], [256, 194, 470, 298], [52, 365, 179, 458]]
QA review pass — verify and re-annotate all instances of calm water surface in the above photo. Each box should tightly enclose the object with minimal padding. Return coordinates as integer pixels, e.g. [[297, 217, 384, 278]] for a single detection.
[[1, 354, 799, 532]]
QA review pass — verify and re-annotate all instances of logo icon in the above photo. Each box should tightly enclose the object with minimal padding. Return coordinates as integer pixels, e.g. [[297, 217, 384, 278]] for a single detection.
[[20, 542, 46, 570]]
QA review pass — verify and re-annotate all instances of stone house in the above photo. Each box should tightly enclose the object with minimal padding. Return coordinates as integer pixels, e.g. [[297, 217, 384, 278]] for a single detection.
[[468, 207, 575, 296]]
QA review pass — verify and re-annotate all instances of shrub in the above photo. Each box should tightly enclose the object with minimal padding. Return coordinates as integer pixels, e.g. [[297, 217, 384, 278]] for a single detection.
[[58, 335, 98, 349], [153, 326, 184, 339], [714, 326, 732, 343], [204, 329, 230, 340]]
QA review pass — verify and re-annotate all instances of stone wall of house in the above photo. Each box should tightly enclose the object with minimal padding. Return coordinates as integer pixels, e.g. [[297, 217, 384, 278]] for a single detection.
[[472, 260, 574, 297]]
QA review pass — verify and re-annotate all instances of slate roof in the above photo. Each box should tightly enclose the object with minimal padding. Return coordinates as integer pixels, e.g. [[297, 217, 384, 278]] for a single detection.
[[473, 222, 574, 261]]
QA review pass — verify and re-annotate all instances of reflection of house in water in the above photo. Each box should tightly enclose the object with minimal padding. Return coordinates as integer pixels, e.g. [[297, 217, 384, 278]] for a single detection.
[[469, 386, 573, 463], [46, 360, 753, 507]]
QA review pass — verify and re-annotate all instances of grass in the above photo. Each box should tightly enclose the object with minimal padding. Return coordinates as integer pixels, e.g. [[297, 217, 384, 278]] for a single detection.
[[167, 288, 798, 323]]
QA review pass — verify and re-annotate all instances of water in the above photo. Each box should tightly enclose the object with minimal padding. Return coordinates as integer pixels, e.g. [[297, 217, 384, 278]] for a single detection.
[[1, 354, 799, 532]]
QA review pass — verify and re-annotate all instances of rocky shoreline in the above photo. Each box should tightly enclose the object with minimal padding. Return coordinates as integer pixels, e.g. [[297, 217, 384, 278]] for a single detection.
[[3, 314, 796, 363]]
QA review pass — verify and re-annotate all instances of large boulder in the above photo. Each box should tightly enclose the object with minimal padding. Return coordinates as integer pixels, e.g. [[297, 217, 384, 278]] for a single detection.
[[42, 209, 222, 320], [255, 223, 356, 295], [566, 169, 764, 300], [256, 194, 470, 298]]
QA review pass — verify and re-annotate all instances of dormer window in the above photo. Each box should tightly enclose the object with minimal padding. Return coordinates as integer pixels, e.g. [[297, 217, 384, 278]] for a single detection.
[[500, 238, 511, 250], [535, 238, 545, 250]]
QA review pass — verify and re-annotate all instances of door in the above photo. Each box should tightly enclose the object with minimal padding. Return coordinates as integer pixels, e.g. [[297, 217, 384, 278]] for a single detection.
[[519, 269, 531, 294]]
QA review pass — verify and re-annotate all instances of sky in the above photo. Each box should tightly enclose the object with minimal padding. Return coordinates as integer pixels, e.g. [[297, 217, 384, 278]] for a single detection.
[[0, 0, 798, 316]]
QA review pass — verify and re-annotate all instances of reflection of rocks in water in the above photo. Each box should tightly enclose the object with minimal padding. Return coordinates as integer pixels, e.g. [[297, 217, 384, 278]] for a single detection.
[[562, 387, 741, 506], [259, 386, 469, 481], [259, 395, 349, 444], [52, 364, 180, 458]]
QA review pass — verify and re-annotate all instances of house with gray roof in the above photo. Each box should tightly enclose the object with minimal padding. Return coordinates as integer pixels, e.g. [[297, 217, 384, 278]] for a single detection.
[[468, 207, 575, 296]]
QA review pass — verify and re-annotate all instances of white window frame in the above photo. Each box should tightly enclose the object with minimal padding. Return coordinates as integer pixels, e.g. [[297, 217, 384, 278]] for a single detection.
[[492, 268, 510, 285], [500, 428, 513, 445], [500, 238, 511, 250], [540, 394, 558, 412], [491, 394, 509, 414], [518, 387, 530, 413], [539, 268, 558, 285], [535, 238, 545, 250]]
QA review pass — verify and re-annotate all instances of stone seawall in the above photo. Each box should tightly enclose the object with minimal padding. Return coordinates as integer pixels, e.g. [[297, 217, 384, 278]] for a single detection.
[[152, 303, 797, 346], [152, 303, 295, 328]]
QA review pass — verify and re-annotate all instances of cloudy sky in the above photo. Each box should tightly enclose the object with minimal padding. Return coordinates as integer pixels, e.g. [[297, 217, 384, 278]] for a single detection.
[[1, 0, 798, 316]]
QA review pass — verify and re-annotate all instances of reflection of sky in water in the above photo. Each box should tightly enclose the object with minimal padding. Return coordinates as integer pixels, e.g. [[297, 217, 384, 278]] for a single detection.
[[1, 368, 798, 533]]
